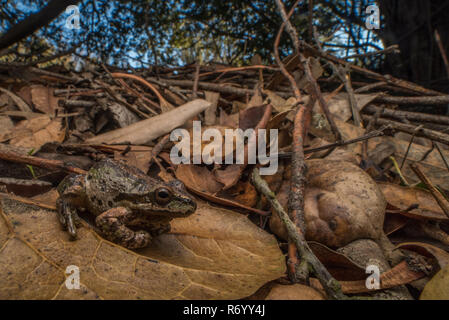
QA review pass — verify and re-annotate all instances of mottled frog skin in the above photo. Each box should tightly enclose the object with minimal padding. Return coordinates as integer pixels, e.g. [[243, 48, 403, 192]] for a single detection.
[[57, 158, 196, 249]]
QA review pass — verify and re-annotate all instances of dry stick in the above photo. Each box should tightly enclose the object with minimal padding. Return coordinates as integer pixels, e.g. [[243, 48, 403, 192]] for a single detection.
[[117, 79, 159, 115], [251, 169, 346, 300], [192, 63, 201, 99], [308, 0, 314, 42], [306, 125, 388, 155], [410, 162, 449, 219], [111, 73, 171, 108], [28, 66, 81, 83], [199, 65, 279, 78], [400, 125, 423, 170], [331, 63, 361, 127], [304, 58, 342, 142], [354, 81, 388, 93], [363, 104, 449, 126], [273, 0, 302, 101], [0, 150, 87, 175], [299, 41, 444, 96], [0, 192, 56, 211], [63, 100, 96, 108], [362, 115, 449, 147], [147, 78, 279, 98], [273, 0, 303, 281], [434, 29, 449, 78], [434, 142, 449, 172], [375, 95, 449, 105], [148, 134, 170, 168], [362, 106, 383, 160], [344, 45, 400, 60], [307, 28, 342, 142], [97, 80, 150, 119]]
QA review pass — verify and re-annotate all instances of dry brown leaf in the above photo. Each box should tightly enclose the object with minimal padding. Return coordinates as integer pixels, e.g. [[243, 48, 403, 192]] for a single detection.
[[308, 242, 366, 281], [314, 93, 379, 122], [112, 145, 153, 173], [204, 91, 219, 126], [6, 116, 65, 150], [420, 265, 449, 300], [270, 159, 386, 248], [396, 242, 449, 269], [239, 104, 267, 130], [247, 90, 264, 109], [30, 85, 60, 115], [175, 165, 224, 194], [310, 261, 424, 294], [263, 90, 299, 114], [379, 183, 448, 221], [0, 199, 285, 300], [384, 213, 409, 235], [265, 284, 325, 300], [217, 181, 258, 208], [214, 164, 243, 190], [0, 87, 32, 112], [385, 136, 449, 192], [187, 125, 236, 164], [219, 110, 239, 128]]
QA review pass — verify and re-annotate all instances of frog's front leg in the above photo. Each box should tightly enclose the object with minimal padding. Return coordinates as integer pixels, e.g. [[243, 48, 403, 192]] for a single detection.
[[56, 198, 82, 239], [95, 207, 151, 249], [57, 174, 85, 239]]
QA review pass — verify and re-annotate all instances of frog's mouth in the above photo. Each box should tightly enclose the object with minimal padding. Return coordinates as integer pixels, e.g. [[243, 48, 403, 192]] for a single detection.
[[115, 194, 196, 217], [132, 205, 196, 217]]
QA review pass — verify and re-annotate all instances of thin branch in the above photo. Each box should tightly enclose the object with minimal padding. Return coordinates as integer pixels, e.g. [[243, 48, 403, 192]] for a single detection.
[[251, 168, 346, 300]]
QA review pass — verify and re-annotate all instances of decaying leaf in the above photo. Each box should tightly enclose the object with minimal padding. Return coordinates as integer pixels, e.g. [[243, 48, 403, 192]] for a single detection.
[[265, 284, 325, 300], [113, 145, 153, 173], [379, 183, 448, 221], [308, 242, 366, 281], [270, 159, 387, 248], [30, 85, 60, 115], [396, 242, 449, 269], [0, 198, 285, 299], [420, 265, 449, 300], [3, 116, 65, 151], [313, 93, 379, 122], [175, 165, 224, 194], [310, 261, 424, 294]]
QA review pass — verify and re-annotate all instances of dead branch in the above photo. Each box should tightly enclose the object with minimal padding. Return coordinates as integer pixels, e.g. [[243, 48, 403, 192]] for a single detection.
[[0, 150, 86, 175], [251, 168, 347, 300], [86, 99, 211, 145], [363, 115, 449, 146]]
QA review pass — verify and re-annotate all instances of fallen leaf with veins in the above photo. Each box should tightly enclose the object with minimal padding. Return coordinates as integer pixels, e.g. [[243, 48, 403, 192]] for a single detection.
[[396, 242, 449, 269], [265, 284, 325, 300], [2, 116, 65, 151], [420, 265, 449, 300], [30, 85, 60, 115], [379, 183, 448, 221], [0, 198, 285, 300], [310, 261, 424, 294]]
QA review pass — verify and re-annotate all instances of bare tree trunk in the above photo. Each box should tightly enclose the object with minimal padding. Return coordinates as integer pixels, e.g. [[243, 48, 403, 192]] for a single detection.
[[378, 0, 449, 100]]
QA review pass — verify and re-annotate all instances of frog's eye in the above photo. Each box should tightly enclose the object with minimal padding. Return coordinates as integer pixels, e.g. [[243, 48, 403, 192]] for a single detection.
[[155, 188, 172, 205]]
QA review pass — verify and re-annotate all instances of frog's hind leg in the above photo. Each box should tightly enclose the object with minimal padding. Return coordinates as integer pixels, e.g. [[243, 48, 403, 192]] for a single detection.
[[95, 207, 151, 249]]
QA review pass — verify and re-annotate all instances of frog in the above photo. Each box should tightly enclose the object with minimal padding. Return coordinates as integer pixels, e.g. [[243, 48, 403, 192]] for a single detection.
[[56, 158, 197, 249]]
